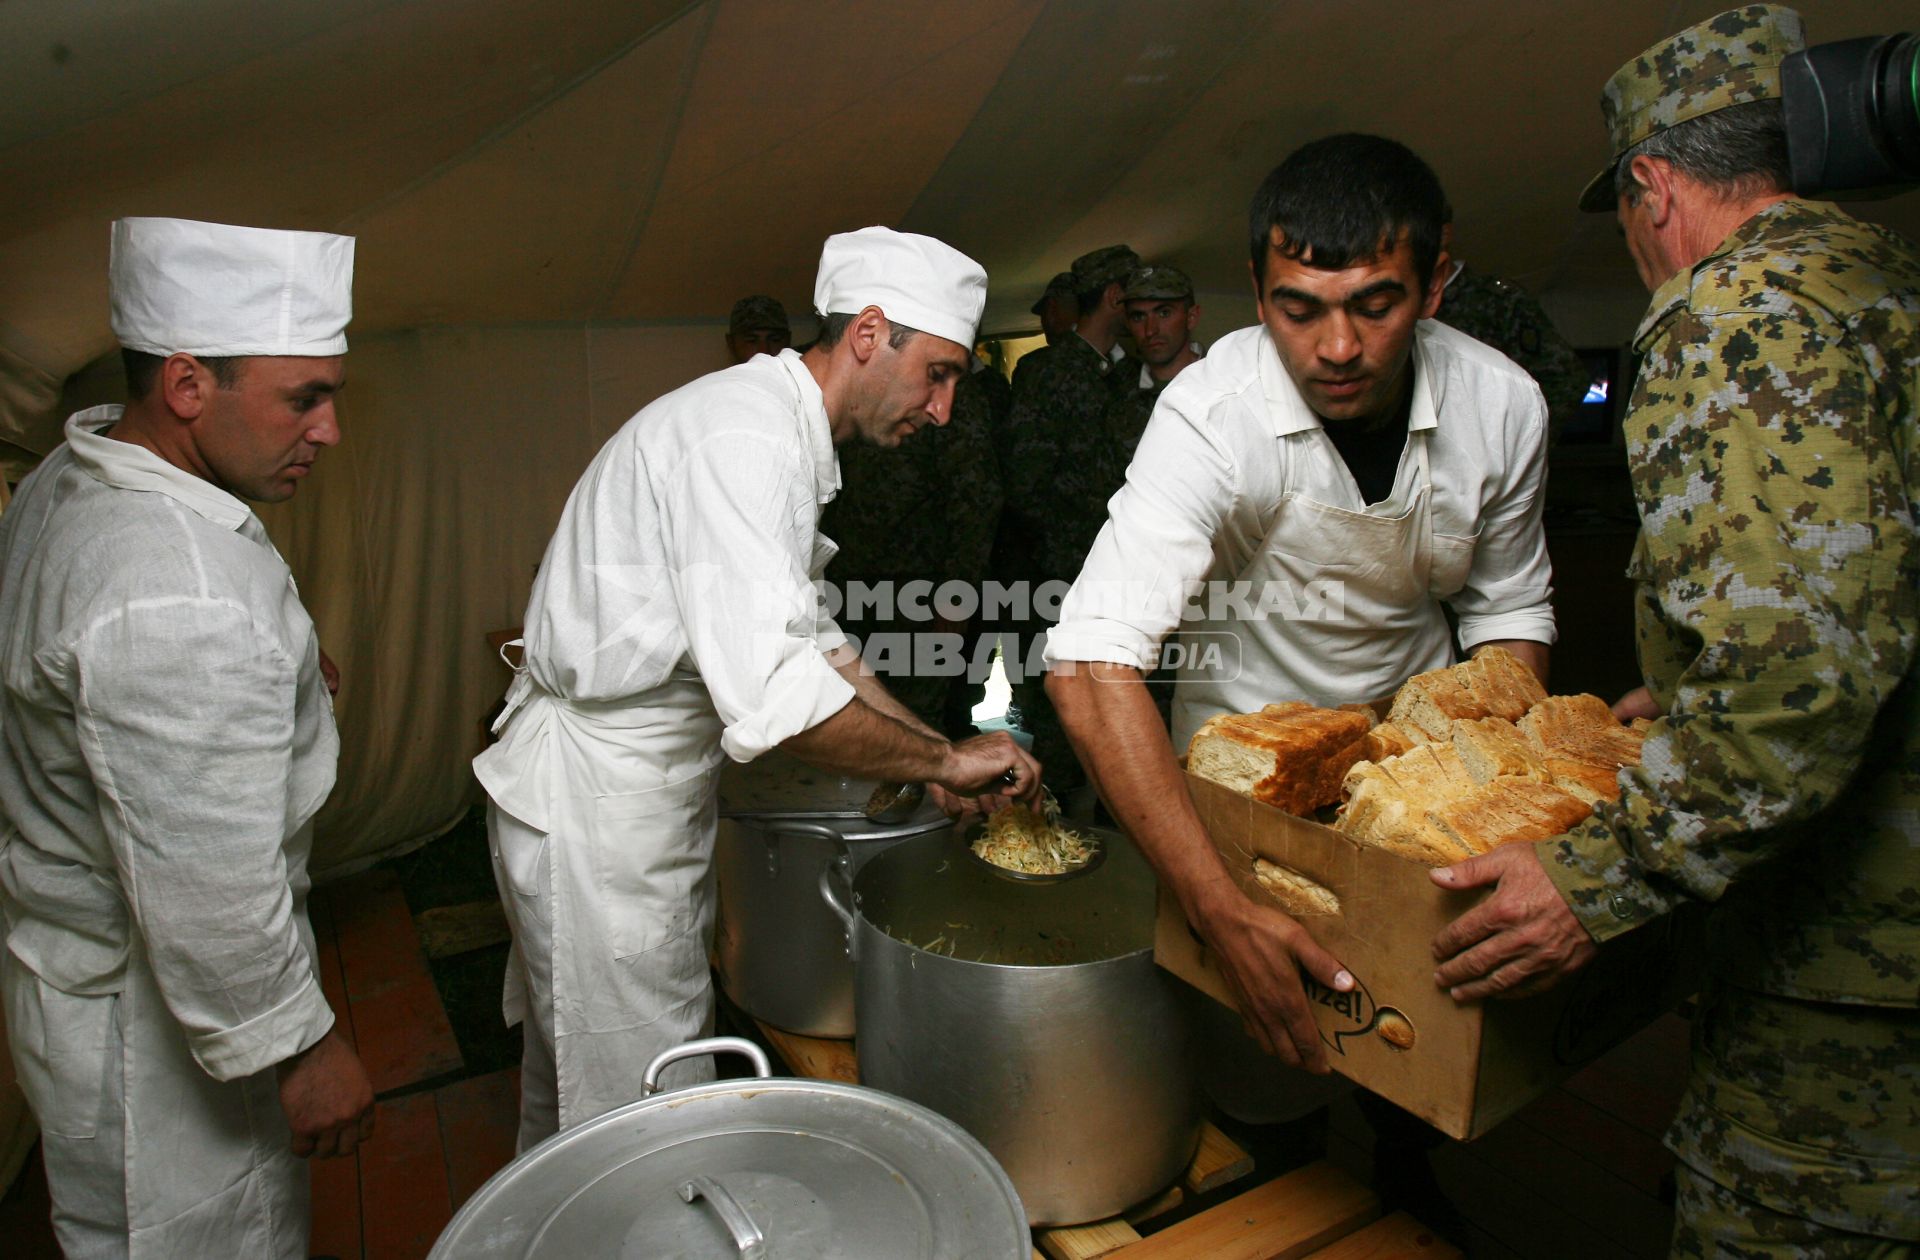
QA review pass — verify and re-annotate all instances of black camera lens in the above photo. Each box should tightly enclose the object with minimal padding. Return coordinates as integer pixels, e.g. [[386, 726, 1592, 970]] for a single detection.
[[1784, 33, 1920, 198]]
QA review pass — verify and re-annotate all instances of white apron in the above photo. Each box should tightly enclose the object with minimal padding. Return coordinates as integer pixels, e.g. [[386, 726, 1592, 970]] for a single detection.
[[475, 662, 725, 1149], [0, 868, 312, 1260], [1173, 429, 1475, 1121], [1169, 430, 1476, 748]]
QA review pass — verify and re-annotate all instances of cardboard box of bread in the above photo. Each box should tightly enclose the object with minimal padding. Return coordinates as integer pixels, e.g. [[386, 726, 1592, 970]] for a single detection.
[[1157, 647, 1704, 1140]]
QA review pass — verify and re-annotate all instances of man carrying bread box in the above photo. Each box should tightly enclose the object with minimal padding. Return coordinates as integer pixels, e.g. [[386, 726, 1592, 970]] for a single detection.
[[1045, 133, 1556, 1073]]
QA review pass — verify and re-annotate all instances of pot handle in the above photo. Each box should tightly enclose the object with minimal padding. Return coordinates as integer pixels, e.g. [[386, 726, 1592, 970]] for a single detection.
[[818, 855, 858, 961], [640, 1036, 771, 1097], [678, 1175, 768, 1260], [766, 819, 850, 844]]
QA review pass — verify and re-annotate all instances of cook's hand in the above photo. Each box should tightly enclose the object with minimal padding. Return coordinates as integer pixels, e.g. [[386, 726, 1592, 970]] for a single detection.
[[278, 1026, 376, 1158], [931, 731, 1042, 818], [1199, 890, 1352, 1074], [1430, 844, 1596, 1001], [318, 648, 340, 697], [1611, 686, 1662, 722]]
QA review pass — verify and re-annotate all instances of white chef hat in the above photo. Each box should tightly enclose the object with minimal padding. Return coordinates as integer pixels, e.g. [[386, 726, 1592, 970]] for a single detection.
[[109, 217, 355, 358], [813, 227, 986, 349]]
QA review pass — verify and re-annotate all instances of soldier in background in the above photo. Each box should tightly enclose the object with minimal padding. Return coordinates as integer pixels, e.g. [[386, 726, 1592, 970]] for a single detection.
[[821, 351, 1006, 732], [1106, 263, 1204, 731], [945, 355, 1015, 734], [1434, 239, 1588, 441], [724, 294, 791, 364], [1430, 7, 1920, 1254], [1010, 271, 1079, 396], [1003, 243, 1140, 799], [1109, 264, 1202, 454]]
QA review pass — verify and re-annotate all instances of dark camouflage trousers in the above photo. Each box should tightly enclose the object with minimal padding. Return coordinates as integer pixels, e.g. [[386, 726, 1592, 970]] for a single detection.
[[1667, 984, 1920, 1253]]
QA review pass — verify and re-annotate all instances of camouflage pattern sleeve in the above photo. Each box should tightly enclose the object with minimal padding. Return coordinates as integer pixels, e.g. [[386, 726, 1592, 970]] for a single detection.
[[1542, 297, 1920, 944]]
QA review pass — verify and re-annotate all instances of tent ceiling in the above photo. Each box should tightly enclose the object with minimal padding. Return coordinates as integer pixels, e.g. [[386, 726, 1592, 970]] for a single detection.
[[3, 0, 1917, 406]]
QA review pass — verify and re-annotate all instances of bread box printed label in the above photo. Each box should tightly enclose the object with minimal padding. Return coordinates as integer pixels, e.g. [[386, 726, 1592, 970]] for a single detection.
[[1156, 772, 1703, 1141]]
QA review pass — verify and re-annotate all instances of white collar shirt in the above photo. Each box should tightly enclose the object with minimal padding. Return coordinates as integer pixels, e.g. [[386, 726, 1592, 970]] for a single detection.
[[1047, 320, 1555, 674], [0, 408, 338, 1081], [518, 349, 853, 763]]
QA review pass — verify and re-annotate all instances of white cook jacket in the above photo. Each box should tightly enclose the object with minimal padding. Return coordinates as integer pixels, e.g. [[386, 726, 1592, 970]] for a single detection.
[[0, 408, 336, 1257], [1046, 320, 1555, 743], [474, 349, 854, 1137], [0, 408, 336, 1074]]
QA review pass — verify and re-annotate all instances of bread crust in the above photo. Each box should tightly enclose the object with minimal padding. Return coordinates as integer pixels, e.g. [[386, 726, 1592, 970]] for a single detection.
[[1426, 777, 1595, 855], [1188, 701, 1375, 816]]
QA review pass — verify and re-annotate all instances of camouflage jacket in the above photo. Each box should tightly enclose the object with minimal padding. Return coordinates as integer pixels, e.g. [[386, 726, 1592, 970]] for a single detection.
[[1438, 264, 1589, 441], [1541, 200, 1920, 1008], [820, 365, 1006, 595], [1005, 334, 1137, 583]]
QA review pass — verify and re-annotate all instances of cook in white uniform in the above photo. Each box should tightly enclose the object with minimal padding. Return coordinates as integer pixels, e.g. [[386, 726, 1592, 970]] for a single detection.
[[475, 227, 1042, 1149], [1046, 135, 1556, 1073], [0, 218, 375, 1258]]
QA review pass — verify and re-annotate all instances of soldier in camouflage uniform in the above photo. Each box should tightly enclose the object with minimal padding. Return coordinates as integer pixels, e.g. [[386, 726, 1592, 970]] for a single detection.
[[1435, 256, 1588, 442], [1003, 244, 1140, 795], [1108, 264, 1202, 457], [1104, 264, 1205, 728], [820, 354, 1006, 732], [1430, 8, 1920, 1253], [724, 294, 791, 364]]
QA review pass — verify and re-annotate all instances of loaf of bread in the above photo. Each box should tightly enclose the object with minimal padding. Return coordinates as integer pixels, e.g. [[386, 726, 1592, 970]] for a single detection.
[[1339, 768, 1471, 865], [1426, 777, 1597, 855], [1385, 646, 1548, 740], [1519, 693, 1646, 765], [1253, 858, 1342, 916], [1451, 716, 1549, 785], [1357, 720, 1423, 761], [1543, 757, 1622, 805], [1188, 701, 1375, 816], [1337, 745, 1482, 864]]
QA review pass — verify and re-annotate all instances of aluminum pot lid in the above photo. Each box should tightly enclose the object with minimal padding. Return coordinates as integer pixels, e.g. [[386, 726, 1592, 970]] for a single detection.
[[430, 1044, 1028, 1259], [717, 750, 949, 840]]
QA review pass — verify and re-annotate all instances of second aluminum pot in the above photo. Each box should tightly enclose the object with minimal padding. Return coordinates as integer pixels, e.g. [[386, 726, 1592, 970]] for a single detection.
[[715, 754, 953, 1036], [823, 827, 1202, 1226], [714, 802, 952, 1037]]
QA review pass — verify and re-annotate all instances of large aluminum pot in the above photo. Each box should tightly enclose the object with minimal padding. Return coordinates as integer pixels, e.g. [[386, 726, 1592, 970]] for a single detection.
[[823, 827, 1202, 1226], [715, 752, 954, 1036], [430, 1037, 1030, 1259]]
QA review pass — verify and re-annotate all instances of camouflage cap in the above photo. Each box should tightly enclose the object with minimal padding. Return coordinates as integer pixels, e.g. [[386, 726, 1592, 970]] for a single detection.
[[1123, 264, 1194, 302], [728, 294, 790, 335], [1578, 5, 1805, 212], [1069, 244, 1141, 295], [1028, 271, 1075, 315]]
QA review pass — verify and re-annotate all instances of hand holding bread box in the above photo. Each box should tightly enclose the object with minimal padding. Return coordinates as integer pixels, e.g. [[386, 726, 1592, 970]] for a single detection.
[[1187, 647, 1646, 1001]]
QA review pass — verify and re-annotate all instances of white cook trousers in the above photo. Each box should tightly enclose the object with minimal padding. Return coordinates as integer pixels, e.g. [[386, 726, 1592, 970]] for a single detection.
[[0, 942, 305, 1259], [483, 674, 725, 1151]]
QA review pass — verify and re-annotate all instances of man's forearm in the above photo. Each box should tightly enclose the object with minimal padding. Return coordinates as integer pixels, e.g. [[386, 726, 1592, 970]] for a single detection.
[[1046, 662, 1240, 917], [780, 692, 950, 783], [826, 645, 942, 739], [1473, 638, 1549, 686]]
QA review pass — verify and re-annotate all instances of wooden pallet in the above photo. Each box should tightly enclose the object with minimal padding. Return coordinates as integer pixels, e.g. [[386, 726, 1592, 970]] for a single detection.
[[754, 1023, 1459, 1260]]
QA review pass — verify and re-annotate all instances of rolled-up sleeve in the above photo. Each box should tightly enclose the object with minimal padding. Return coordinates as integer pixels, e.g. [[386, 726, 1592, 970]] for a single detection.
[[1452, 384, 1556, 648], [662, 431, 854, 761], [74, 598, 334, 1082], [1046, 399, 1233, 669]]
